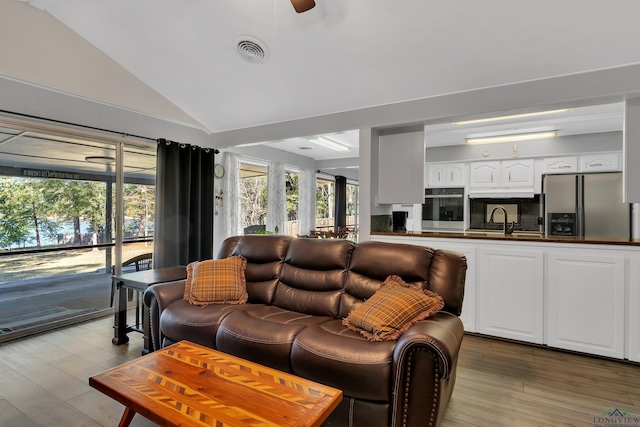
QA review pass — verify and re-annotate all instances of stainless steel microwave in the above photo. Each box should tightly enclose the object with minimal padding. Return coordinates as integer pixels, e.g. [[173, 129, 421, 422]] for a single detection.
[[422, 188, 465, 231]]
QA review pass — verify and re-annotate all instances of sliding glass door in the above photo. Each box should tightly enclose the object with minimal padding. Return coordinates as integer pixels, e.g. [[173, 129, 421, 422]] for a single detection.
[[0, 123, 156, 341]]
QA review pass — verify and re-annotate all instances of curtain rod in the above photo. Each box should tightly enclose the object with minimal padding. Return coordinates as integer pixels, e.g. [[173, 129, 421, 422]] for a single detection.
[[158, 137, 219, 154], [317, 170, 349, 178]]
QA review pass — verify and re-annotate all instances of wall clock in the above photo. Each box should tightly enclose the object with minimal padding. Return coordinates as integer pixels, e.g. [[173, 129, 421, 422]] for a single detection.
[[214, 163, 225, 178]]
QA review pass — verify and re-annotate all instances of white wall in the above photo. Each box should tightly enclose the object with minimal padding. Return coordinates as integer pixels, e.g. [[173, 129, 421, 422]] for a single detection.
[[0, 77, 211, 147], [0, 0, 201, 129]]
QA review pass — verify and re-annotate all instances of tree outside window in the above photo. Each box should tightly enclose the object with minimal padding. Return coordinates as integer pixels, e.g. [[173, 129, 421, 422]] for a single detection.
[[346, 183, 359, 232], [0, 176, 155, 250], [239, 163, 268, 230], [316, 178, 335, 231], [285, 171, 299, 236]]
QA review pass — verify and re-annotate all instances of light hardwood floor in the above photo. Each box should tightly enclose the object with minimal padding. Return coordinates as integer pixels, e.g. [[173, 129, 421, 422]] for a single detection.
[[1, 316, 639, 427]]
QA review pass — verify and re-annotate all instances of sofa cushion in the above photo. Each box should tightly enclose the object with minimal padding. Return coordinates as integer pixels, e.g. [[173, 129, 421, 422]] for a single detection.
[[273, 238, 355, 318], [291, 319, 396, 401], [216, 305, 333, 373], [160, 299, 260, 349], [218, 235, 292, 304], [343, 275, 444, 341], [184, 256, 248, 305]]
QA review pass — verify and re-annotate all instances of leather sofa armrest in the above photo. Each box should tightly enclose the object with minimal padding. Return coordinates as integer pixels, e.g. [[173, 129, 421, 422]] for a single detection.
[[391, 312, 464, 427], [143, 280, 186, 351]]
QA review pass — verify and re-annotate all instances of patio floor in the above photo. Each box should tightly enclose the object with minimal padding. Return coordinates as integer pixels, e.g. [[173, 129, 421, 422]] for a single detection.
[[0, 272, 115, 341]]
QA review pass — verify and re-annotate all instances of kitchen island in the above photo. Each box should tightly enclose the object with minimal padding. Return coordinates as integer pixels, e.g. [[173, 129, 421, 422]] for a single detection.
[[371, 230, 640, 362], [372, 229, 640, 245]]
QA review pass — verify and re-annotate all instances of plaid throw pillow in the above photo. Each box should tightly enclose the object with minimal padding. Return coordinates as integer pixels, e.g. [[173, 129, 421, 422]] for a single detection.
[[342, 275, 444, 341], [183, 256, 248, 305]]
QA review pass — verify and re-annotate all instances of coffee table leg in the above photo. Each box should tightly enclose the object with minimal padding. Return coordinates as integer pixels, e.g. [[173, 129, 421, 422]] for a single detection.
[[112, 278, 130, 346], [118, 407, 136, 427]]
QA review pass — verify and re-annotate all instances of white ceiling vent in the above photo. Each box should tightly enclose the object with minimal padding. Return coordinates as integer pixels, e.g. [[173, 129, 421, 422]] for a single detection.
[[235, 36, 269, 64]]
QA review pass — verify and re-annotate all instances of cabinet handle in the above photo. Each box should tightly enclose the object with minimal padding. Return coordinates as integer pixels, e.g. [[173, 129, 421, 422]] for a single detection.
[[589, 163, 603, 167], [450, 172, 453, 181], [508, 172, 512, 181], [559, 165, 571, 169], [438, 172, 441, 181]]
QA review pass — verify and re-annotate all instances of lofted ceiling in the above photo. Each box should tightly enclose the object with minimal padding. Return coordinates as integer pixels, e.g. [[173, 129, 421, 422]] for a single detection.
[[7, 0, 640, 164]]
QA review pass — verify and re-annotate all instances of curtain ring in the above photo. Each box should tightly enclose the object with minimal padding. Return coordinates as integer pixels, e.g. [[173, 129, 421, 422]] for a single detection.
[[180, 144, 186, 149]]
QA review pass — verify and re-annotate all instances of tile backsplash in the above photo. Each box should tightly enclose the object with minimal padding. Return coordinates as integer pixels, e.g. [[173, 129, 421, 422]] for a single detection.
[[469, 196, 542, 231]]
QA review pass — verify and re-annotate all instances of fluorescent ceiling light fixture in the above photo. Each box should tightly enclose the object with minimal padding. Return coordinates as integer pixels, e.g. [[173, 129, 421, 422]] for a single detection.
[[466, 131, 557, 145], [454, 109, 571, 125], [310, 137, 350, 152]]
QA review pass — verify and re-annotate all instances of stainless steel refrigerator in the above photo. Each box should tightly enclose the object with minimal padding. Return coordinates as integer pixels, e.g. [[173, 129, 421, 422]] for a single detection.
[[543, 172, 631, 238]]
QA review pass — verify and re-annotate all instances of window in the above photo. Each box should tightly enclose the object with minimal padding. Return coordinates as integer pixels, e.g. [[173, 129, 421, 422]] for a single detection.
[[316, 177, 335, 231], [285, 171, 299, 236], [239, 162, 268, 232], [347, 182, 359, 232]]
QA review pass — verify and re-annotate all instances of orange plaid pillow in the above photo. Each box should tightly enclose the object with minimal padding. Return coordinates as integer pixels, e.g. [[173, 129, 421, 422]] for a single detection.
[[342, 275, 444, 341], [183, 256, 248, 305]]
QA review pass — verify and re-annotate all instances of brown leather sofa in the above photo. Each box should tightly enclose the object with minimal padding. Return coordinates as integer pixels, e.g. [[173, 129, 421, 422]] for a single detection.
[[143, 235, 467, 427]]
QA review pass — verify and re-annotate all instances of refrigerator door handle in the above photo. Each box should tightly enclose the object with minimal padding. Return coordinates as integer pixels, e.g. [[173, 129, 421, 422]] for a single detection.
[[577, 174, 584, 237]]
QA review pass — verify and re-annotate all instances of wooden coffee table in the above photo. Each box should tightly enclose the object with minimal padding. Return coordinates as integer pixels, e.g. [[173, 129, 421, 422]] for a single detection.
[[89, 341, 342, 427]]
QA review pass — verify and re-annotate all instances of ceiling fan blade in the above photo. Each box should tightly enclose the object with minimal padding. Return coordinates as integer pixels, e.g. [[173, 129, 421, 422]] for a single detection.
[[291, 0, 315, 13]]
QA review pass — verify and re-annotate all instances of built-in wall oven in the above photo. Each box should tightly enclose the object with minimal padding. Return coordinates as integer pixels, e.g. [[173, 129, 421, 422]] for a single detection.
[[422, 188, 465, 231]]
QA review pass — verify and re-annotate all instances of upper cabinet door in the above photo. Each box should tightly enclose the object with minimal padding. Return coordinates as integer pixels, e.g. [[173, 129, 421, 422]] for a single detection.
[[543, 156, 578, 174], [579, 152, 620, 172], [501, 159, 534, 187], [445, 163, 465, 186], [469, 161, 500, 188], [426, 163, 465, 187], [426, 164, 445, 187]]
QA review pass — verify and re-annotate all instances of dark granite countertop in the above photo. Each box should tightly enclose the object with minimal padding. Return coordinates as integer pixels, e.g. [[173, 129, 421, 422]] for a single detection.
[[371, 230, 640, 246]]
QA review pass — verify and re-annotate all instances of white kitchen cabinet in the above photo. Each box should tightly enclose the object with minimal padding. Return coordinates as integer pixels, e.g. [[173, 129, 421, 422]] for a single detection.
[[547, 250, 625, 358], [469, 161, 500, 188], [426, 164, 445, 187], [543, 156, 578, 174], [477, 247, 544, 343], [369, 234, 640, 360], [445, 163, 465, 187], [579, 152, 620, 172], [425, 163, 465, 187], [378, 131, 425, 204], [501, 159, 534, 187], [470, 159, 534, 193]]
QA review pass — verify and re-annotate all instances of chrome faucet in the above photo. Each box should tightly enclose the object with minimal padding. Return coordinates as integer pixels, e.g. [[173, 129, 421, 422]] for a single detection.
[[489, 205, 514, 235]]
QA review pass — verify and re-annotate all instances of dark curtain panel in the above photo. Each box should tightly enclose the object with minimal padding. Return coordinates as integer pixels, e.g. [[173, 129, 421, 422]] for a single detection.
[[154, 139, 215, 268], [334, 175, 347, 232]]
